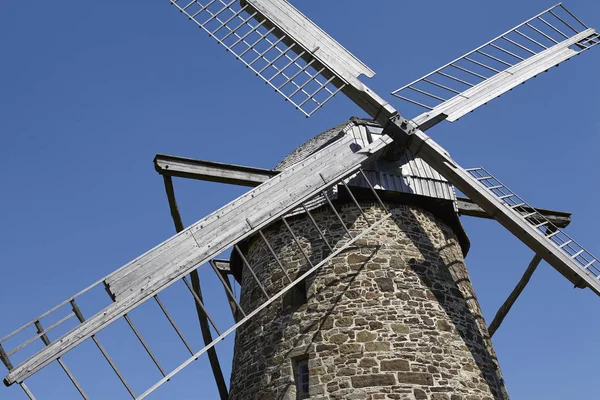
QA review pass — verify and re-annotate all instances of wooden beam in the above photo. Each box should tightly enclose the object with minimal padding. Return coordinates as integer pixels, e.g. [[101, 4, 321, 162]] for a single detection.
[[162, 176, 229, 400], [456, 198, 571, 228], [155, 154, 572, 228], [155, 154, 276, 187], [488, 254, 543, 338]]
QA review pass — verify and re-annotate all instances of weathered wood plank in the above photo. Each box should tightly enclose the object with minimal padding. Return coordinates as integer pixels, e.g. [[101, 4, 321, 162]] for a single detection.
[[488, 254, 543, 337], [155, 155, 275, 187], [456, 198, 571, 228]]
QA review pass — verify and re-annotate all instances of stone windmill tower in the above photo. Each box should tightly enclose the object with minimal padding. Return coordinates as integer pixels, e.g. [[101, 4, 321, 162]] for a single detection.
[[226, 118, 506, 399], [1, 2, 599, 400]]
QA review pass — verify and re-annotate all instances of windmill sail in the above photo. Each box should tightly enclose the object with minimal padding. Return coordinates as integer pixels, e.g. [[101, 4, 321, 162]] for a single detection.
[[2, 1, 599, 398], [169, 0, 397, 120], [1, 125, 395, 397], [467, 167, 600, 287], [392, 3, 599, 129]]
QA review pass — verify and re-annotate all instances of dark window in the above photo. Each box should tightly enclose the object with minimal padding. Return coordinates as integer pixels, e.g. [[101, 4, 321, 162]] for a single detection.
[[284, 279, 308, 310], [293, 357, 309, 399]]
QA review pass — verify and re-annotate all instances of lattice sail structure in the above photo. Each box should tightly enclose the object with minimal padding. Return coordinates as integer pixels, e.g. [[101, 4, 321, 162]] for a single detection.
[[392, 3, 600, 129], [467, 167, 600, 285], [169, 0, 375, 117]]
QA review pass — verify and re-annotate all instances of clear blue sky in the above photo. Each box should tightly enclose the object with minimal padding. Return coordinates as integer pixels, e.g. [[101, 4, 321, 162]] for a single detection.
[[1, 1, 599, 399]]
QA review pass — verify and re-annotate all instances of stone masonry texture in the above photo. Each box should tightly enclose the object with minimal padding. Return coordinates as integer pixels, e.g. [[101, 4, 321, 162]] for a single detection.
[[228, 202, 509, 400]]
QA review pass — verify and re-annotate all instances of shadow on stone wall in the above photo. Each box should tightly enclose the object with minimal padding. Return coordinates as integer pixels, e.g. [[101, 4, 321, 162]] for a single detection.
[[399, 208, 509, 400], [230, 201, 508, 399]]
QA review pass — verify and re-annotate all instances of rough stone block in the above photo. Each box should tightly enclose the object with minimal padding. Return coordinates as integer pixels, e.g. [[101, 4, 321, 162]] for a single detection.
[[380, 359, 410, 372], [397, 372, 434, 386], [351, 374, 396, 388]]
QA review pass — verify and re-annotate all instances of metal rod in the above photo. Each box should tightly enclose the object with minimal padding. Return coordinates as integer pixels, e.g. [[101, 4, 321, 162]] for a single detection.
[[182, 276, 223, 335], [476, 49, 513, 67], [560, 4, 588, 29], [154, 295, 194, 355], [464, 57, 501, 73], [209, 260, 247, 317], [216, 11, 259, 45], [8, 313, 75, 356], [501, 36, 537, 55], [34, 321, 88, 399], [222, 13, 264, 51], [136, 213, 393, 400], [538, 16, 569, 39], [287, 65, 323, 99], [514, 29, 548, 49], [407, 86, 447, 102], [209, 3, 248, 36], [70, 300, 136, 399], [234, 245, 270, 300], [282, 218, 314, 267], [266, 50, 305, 83], [123, 314, 167, 377], [277, 59, 316, 90], [526, 22, 559, 44], [189, 0, 218, 18], [305, 84, 345, 117], [423, 78, 463, 95], [549, 9, 579, 33], [392, 95, 434, 110], [436, 71, 475, 87], [20, 383, 36, 400], [450, 63, 487, 80], [489, 42, 525, 61], [302, 205, 333, 252], [297, 74, 336, 108], [258, 230, 294, 284], [240, 13, 327, 96], [248, 34, 286, 66], [199, 0, 237, 29], [257, 42, 296, 75], [321, 190, 353, 239], [359, 169, 390, 215], [341, 181, 371, 225], [229, 20, 270, 56]]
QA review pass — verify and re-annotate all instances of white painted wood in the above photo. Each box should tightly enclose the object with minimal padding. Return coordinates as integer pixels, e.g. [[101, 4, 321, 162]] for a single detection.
[[155, 155, 275, 187]]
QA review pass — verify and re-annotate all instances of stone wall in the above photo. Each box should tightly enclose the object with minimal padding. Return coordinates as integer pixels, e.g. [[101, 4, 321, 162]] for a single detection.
[[228, 202, 508, 400]]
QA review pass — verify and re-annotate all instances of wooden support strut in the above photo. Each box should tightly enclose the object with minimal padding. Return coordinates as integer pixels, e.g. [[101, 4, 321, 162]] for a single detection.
[[488, 254, 543, 338], [161, 175, 229, 400], [154, 154, 572, 228]]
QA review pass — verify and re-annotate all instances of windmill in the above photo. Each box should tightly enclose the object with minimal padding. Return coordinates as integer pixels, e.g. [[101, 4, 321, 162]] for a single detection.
[[1, 1, 599, 399]]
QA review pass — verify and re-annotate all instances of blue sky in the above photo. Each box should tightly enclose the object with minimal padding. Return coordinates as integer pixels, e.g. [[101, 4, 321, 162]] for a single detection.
[[1, 1, 599, 399]]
